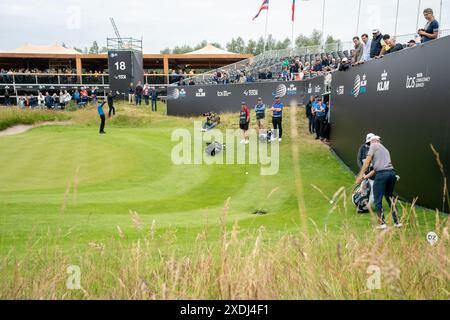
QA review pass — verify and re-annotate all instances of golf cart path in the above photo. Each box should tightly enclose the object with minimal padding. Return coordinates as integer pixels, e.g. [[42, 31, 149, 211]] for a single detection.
[[0, 121, 72, 137]]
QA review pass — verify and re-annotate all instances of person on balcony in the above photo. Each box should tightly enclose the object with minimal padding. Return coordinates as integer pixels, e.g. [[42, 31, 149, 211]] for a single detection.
[[419, 8, 439, 43]]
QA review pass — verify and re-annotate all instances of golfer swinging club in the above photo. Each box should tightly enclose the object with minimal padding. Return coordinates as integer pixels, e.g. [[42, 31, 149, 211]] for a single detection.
[[356, 135, 402, 230], [97, 100, 107, 134]]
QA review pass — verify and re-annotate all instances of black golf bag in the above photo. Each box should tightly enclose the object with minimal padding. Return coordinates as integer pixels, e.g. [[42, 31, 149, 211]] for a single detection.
[[352, 179, 373, 213]]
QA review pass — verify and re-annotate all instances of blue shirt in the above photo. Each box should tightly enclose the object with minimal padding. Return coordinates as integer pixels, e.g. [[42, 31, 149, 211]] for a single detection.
[[272, 102, 284, 118], [97, 103, 105, 116], [422, 19, 439, 43], [313, 101, 326, 117]]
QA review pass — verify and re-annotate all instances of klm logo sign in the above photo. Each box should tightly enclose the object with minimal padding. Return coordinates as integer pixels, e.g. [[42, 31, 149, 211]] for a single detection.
[[377, 70, 390, 92]]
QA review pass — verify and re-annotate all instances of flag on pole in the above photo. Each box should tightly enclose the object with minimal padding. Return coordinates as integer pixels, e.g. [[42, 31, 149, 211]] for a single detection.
[[292, 0, 296, 22], [253, 0, 269, 21]]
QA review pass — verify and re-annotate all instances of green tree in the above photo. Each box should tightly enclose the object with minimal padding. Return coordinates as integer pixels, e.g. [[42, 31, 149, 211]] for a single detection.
[[246, 39, 257, 55], [160, 48, 171, 54], [172, 45, 193, 54], [210, 42, 223, 49], [275, 37, 291, 50], [194, 40, 208, 51], [255, 37, 266, 55], [226, 37, 246, 53]]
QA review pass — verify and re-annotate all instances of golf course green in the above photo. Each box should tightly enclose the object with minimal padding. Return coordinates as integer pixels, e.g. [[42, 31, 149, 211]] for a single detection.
[[0, 103, 448, 299]]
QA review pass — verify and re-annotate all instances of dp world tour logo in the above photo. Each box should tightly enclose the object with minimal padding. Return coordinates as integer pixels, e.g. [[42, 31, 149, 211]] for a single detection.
[[273, 84, 287, 97], [168, 88, 186, 100], [352, 74, 367, 98]]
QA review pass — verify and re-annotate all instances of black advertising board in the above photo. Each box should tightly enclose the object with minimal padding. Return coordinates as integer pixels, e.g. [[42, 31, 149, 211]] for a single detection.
[[331, 36, 450, 212], [107, 51, 143, 96], [167, 80, 308, 116]]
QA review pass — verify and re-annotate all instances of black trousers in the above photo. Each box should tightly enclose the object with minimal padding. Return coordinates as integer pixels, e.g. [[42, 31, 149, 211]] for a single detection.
[[307, 115, 315, 133], [152, 100, 157, 111], [108, 104, 115, 117], [373, 170, 400, 225], [99, 114, 106, 133], [272, 117, 282, 138], [315, 116, 326, 139]]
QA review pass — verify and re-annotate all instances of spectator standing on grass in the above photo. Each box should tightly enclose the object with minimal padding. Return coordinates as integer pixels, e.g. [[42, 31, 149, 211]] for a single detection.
[[52, 93, 58, 108], [97, 100, 107, 134], [107, 90, 118, 118], [150, 87, 158, 112], [4, 90, 11, 106], [73, 90, 80, 105], [143, 83, 150, 106], [306, 96, 315, 134], [271, 96, 284, 142], [135, 81, 143, 106], [44, 92, 53, 109], [239, 102, 250, 145], [80, 88, 89, 105], [313, 96, 327, 141], [63, 91, 71, 106], [38, 92, 45, 108], [352, 36, 364, 64], [360, 34, 372, 62], [370, 29, 383, 58], [59, 91, 64, 108], [356, 136, 402, 230], [254, 98, 266, 131], [128, 83, 135, 105], [419, 8, 439, 43]]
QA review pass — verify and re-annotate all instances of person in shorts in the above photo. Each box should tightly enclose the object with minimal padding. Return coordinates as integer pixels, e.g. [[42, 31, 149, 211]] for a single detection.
[[254, 97, 266, 132]]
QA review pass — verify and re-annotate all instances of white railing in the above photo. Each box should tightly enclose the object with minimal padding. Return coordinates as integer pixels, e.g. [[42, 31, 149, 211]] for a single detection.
[[180, 29, 450, 86]]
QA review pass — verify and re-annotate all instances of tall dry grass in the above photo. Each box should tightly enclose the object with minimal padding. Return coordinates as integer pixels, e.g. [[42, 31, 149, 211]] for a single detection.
[[0, 198, 448, 300]]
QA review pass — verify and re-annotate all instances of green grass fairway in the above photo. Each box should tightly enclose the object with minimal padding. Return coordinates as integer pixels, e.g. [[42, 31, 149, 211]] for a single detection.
[[0, 106, 442, 252], [0, 103, 441, 254], [0, 103, 448, 299]]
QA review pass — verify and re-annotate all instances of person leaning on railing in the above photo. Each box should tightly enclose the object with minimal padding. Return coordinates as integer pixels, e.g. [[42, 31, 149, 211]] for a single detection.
[[419, 8, 439, 43]]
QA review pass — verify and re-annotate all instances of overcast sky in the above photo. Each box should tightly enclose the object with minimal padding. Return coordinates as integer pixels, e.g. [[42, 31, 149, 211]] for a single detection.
[[0, 0, 448, 52]]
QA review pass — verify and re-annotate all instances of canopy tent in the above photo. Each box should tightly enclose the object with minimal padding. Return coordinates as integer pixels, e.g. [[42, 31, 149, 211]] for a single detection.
[[7, 44, 80, 55]]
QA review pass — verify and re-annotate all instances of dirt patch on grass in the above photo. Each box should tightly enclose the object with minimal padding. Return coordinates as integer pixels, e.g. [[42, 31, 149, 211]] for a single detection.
[[0, 121, 72, 137]]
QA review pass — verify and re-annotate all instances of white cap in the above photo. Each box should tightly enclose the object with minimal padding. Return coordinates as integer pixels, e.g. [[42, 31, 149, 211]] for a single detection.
[[365, 133, 375, 143], [372, 29, 380, 34], [369, 135, 381, 143]]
